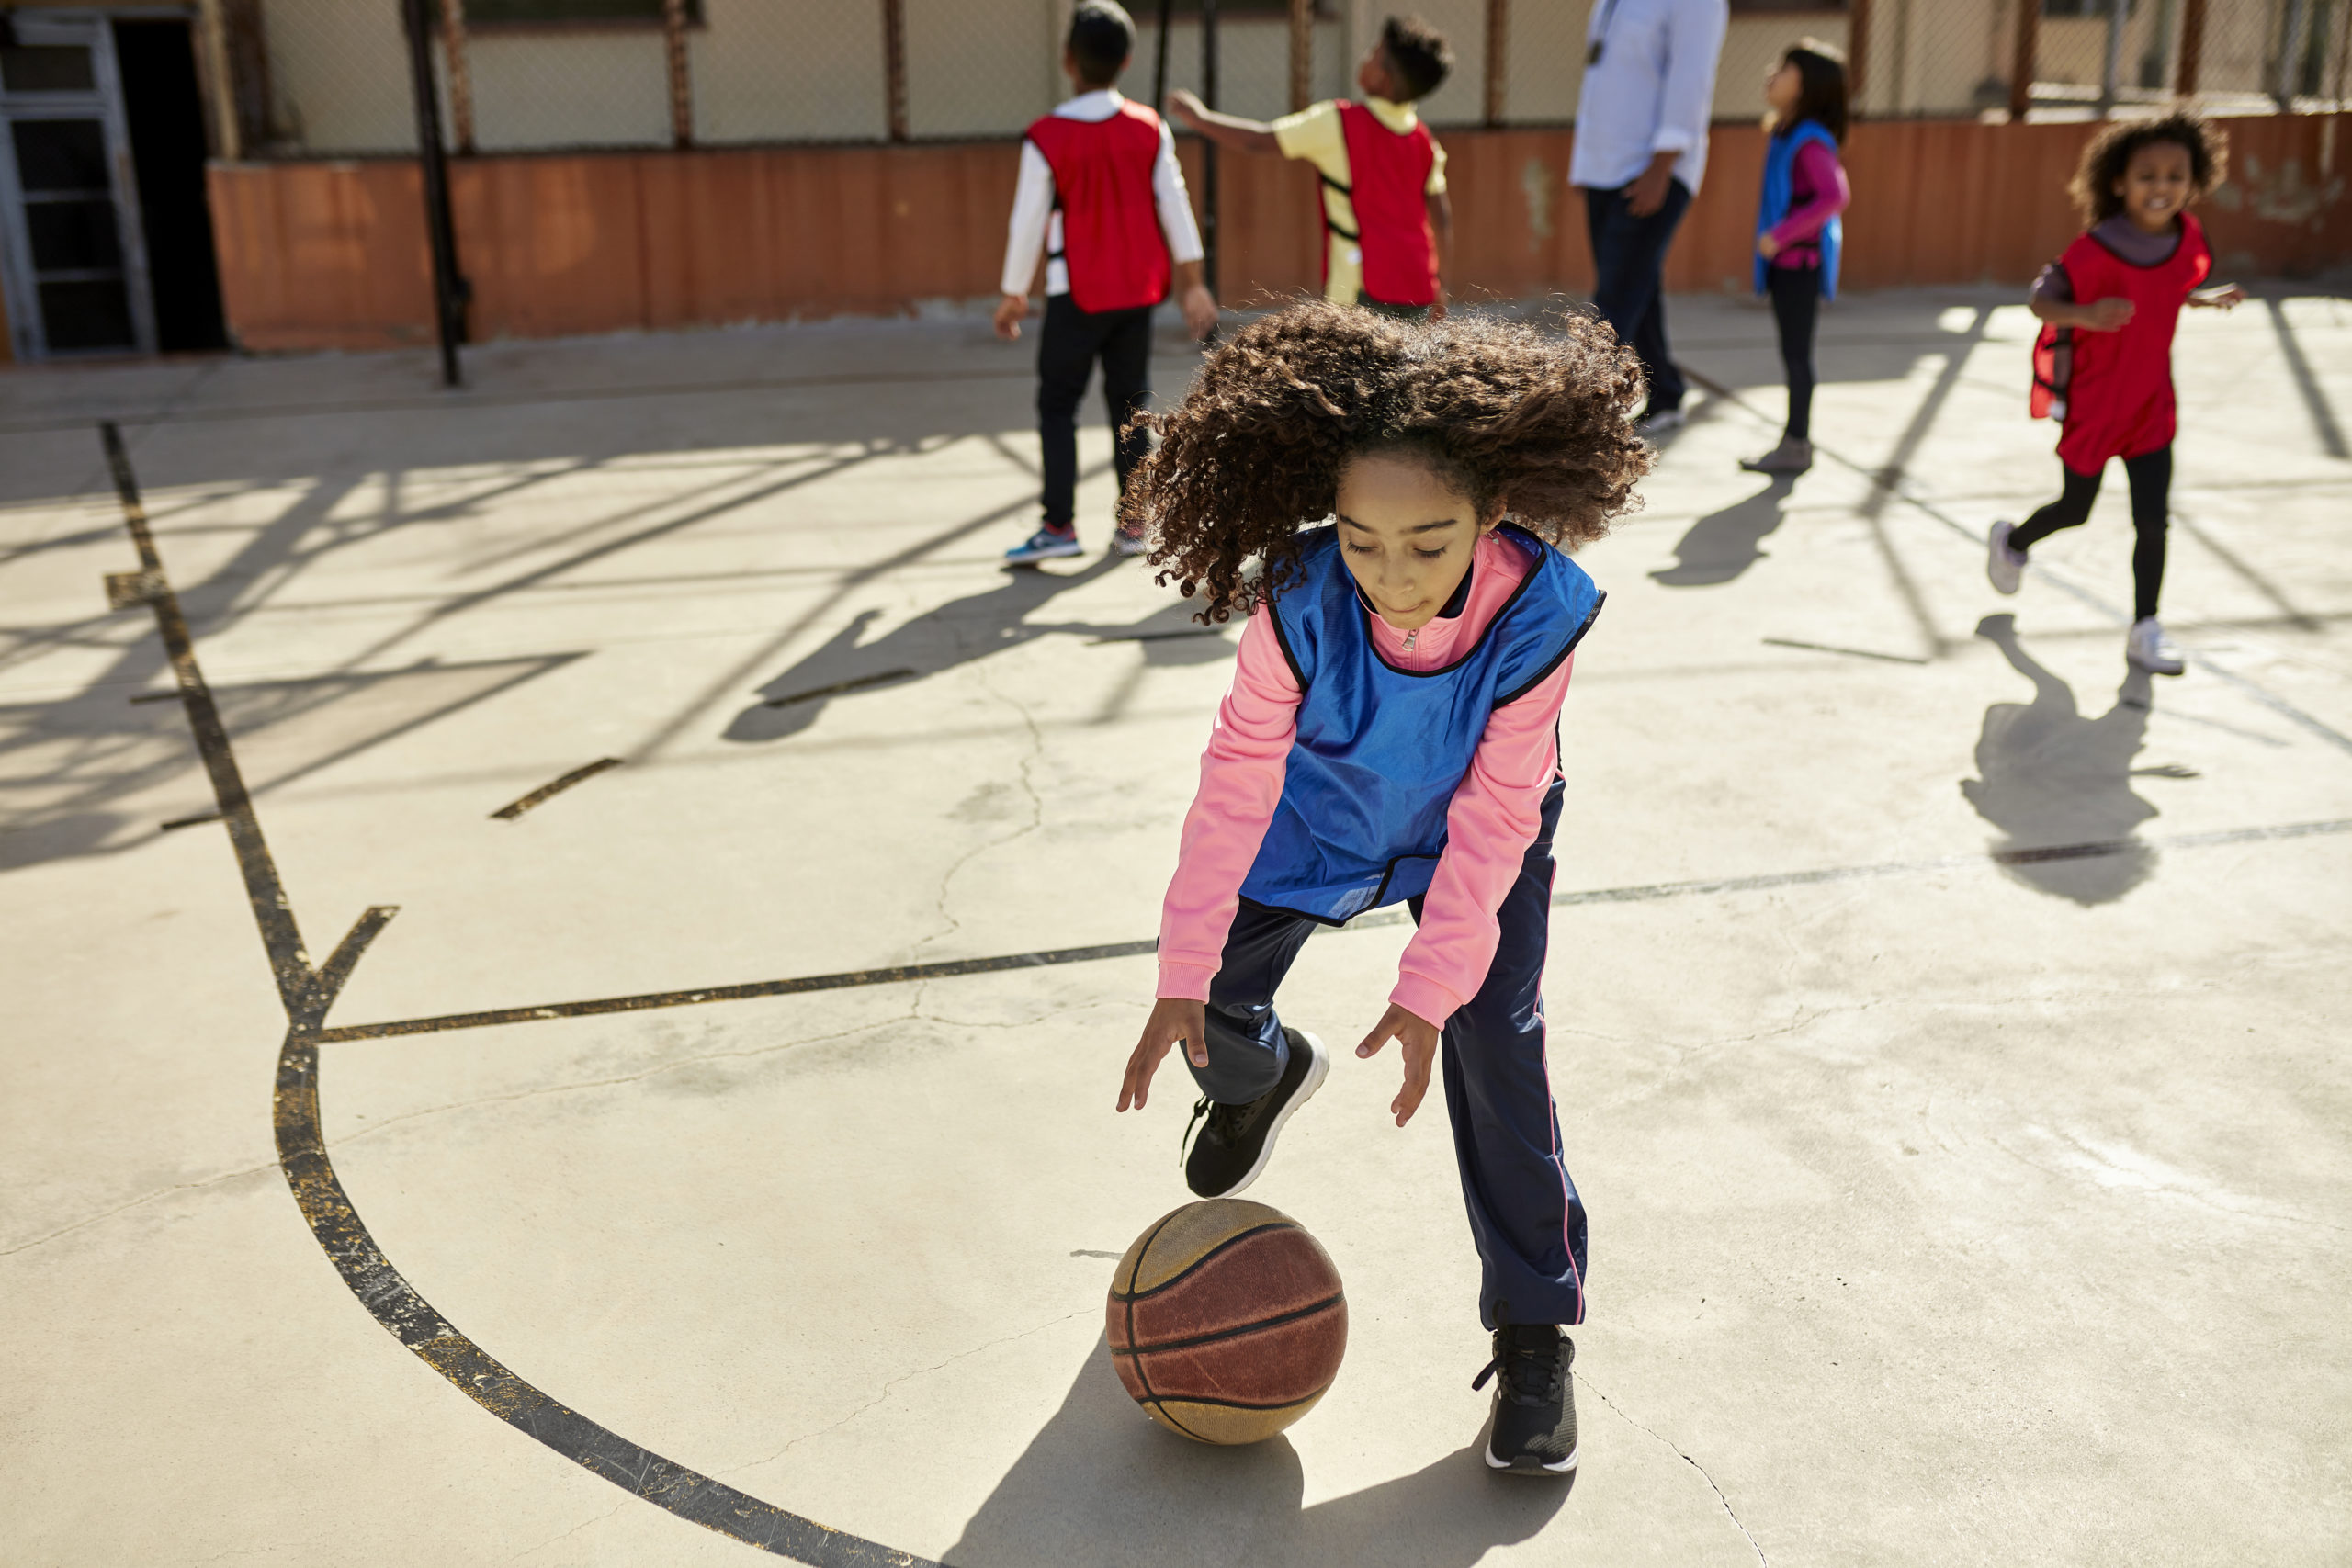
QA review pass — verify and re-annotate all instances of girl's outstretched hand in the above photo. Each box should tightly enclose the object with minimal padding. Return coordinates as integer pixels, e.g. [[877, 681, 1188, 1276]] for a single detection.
[[1356, 1003, 1442, 1128], [2190, 283, 2247, 310], [1119, 998, 1208, 1112]]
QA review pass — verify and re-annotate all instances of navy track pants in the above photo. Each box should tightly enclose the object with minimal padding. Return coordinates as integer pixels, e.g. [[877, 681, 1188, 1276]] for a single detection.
[[1184, 779, 1589, 1330]]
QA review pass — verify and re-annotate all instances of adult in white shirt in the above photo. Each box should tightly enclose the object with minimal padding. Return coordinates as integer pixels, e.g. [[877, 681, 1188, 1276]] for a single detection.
[[997, 2, 1217, 562], [1572, 0, 1728, 431]]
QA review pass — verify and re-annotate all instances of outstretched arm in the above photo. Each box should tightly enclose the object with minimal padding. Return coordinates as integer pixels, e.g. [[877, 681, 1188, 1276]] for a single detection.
[[1167, 88, 1281, 156]]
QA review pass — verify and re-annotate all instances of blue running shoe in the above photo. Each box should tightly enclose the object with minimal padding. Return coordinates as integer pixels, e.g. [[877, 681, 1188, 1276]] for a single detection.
[[1005, 527, 1081, 565]]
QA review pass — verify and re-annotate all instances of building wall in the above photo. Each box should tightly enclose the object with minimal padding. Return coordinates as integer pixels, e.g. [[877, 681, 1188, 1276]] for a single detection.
[[205, 112, 2351, 353]]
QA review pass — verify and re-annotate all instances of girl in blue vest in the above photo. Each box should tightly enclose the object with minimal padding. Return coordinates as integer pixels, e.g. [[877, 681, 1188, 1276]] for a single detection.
[[1741, 39, 1850, 476], [1112, 300, 1650, 1477]]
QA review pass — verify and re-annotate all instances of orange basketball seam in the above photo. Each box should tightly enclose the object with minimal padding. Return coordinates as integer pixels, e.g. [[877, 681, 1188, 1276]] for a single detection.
[[1104, 1222, 1303, 1302], [1107, 1292, 1346, 1356]]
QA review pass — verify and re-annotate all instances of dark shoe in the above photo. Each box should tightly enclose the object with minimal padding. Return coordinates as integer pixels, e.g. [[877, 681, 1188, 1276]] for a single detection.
[[1475, 1320, 1577, 1477], [1182, 1029, 1328, 1198]]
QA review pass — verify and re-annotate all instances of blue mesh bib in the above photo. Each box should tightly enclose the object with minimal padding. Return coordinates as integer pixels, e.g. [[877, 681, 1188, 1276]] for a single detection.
[[1238, 524, 1602, 923]]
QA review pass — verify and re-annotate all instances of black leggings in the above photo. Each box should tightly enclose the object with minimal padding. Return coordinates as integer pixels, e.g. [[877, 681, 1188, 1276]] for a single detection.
[[2008, 446, 2172, 621], [1767, 264, 1820, 442]]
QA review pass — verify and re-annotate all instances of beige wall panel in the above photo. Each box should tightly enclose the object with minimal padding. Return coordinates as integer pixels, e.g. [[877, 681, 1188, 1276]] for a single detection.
[[264, 0, 414, 153], [465, 28, 668, 151], [691, 0, 888, 143], [904, 0, 1057, 137]]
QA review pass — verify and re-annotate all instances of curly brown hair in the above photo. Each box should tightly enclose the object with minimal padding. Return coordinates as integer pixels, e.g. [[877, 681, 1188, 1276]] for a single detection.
[[1120, 301, 1649, 623], [2070, 110, 2228, 225]]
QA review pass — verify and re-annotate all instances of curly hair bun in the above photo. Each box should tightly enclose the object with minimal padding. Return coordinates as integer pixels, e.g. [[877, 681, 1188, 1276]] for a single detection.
[[1120, 300, 1651, 621]]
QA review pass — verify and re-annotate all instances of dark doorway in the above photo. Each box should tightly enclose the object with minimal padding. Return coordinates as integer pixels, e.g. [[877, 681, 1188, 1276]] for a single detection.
[[112, 19, 225, 352]]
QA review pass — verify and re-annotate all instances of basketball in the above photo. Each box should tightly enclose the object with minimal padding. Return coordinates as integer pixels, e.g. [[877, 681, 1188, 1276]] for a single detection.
[[1105, 1198, 1349, 1445]]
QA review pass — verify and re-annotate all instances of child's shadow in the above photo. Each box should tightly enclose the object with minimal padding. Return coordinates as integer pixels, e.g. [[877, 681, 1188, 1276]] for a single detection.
[[1960, 614, 2160, 906], [724, 557, 1125, 742], [1649, 476, 1795, 587], [943, 1344, 1567, 1567]]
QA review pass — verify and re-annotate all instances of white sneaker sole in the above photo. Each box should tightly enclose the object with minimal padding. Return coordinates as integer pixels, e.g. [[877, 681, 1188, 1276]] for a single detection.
[[1987, 523, 2023, 595], [2128, 650, 2186, 676], [1486, 1440, 1578, 1474], [1216, 1031, 1328, 1199]]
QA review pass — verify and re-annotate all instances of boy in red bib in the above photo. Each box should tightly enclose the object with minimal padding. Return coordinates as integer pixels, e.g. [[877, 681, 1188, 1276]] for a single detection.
[[1987, 113, 2244, 674], [1170, 15, 1454, 321], [999, 2, 1219, 565]]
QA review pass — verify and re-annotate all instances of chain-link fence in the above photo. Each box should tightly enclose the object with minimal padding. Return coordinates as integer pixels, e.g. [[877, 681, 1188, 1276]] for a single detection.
[[232, 0, 2350, 161]]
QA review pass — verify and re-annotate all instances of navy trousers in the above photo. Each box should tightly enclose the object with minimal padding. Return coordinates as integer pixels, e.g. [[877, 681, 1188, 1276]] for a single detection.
[[1582, 176, 1693, 415], [1186, 780, 1589, 1330], [1036, 294, 1153, 531]]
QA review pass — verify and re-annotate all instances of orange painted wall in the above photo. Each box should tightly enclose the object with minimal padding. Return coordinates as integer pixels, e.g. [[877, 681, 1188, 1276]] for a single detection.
[[209, 115, 2349, 354]]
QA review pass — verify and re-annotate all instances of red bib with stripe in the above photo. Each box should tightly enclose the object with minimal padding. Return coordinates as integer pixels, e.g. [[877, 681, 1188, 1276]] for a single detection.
[[2035, 212, 2211, 469], [1025, 103, 1173, 314], [1334, 102, 1439, 308]]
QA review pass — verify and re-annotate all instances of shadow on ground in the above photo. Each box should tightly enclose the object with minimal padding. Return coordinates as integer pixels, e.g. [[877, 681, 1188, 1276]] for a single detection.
[[1960, 614, 2163, 905], [944, 1344, 1566, 1568], [1651, 475, 1797, 587], [724, 559, 1234, 742]]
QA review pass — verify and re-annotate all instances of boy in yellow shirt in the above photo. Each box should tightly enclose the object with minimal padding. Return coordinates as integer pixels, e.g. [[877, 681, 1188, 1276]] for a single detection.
[[1170, 15, 1453, 320]]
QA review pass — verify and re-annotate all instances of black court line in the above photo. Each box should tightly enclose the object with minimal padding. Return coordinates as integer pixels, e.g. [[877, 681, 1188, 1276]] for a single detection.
[[310, 819, 2352, 1045], [98, 424, 937, 1568], [491, 757, 623, 820], [160, 811, 222, 831], [1679, 367, 2352, 761], [1090, 628, 1232, 644], [1760, 637, 1931, 666]]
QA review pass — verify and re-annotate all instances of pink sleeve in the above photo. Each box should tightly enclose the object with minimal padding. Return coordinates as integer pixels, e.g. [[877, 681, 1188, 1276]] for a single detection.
[[1388, 654, 1573, 1025], [1767, 141, 1850, 249], [1156, 608, 1303, 1000]]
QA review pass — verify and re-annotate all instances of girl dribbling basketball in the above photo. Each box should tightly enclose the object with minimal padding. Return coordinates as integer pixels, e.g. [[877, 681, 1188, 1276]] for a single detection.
[[1111, 300, 1649, 1477]]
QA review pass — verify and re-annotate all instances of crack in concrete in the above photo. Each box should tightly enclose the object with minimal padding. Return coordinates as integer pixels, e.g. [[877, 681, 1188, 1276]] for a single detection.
[[319, 1014, 912, 1149], [502, 1500, 628, 1563], [718, 1306, 1089, 1478], [1578, 1371, 1767, 1566], [0, 1159, 279, 1258]]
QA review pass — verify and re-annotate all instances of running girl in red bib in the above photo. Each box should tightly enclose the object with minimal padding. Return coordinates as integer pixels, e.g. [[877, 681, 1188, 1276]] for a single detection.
[[1112, 301, 1649, 1476], [1986, 113, 2245, 674]]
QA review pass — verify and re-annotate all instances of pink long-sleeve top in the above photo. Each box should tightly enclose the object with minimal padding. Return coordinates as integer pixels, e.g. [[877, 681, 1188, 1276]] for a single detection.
[[1157, 530, 1576, 1026], [1767, 139, 1849, 269]]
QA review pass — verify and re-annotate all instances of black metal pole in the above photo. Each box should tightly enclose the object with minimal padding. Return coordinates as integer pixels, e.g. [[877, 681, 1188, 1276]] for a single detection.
[[399, 0, 466, 388], [1200, 0, 1218, 299], [1152, 0, 1172, 110]]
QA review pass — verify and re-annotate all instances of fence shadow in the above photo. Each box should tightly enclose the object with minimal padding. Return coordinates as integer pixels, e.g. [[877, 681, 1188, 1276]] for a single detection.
[[1960, 614, 2160, 906], [943, 1342, 1568, 1568]]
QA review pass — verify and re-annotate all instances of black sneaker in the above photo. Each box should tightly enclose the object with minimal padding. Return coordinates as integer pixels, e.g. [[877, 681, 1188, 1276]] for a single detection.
[[1475, 1321, 1577, 1477], [1181, 1029, 1328, 1198]]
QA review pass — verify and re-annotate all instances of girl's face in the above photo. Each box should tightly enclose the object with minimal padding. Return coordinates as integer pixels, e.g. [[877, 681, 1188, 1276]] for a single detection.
[[1333, 451, 1497, 632], [2115, 140, 2196, 233], [1765, 61, 1803, 116]]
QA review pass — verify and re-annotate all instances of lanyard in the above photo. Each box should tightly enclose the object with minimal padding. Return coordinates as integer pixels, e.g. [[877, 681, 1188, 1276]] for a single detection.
[[1587, 0, 1623, 66]]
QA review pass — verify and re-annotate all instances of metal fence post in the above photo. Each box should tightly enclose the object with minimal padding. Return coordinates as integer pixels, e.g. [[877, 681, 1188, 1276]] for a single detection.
[[398, 0, 466, 387], [2174, 0, 2207, 93], [1201, 0, 1218, 299], [1153, 0, 1172, 111], [2009, 0, 2041, 120], [444, 0, 475, 154], [1484, 0, 1506, 127], [662, 0, 693, 147], [2098, 0, 2128, 113], [881, 0, 908, 141], [2275, 0, 2311, 105], [1847, 0, 1872, 115], [1293, 0, 1315, 113]]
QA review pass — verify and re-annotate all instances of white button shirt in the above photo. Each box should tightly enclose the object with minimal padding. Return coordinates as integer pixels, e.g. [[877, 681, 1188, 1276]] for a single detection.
[[1001, 88, 1205, 299], [1570, 0, 1729, 195]]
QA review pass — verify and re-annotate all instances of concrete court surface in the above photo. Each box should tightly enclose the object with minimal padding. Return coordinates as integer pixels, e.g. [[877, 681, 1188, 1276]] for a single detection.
[[2, 286, 2348, 1568]]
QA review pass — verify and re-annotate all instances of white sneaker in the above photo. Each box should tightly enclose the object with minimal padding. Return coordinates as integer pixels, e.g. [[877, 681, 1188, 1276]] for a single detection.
[[1986, 521, 2026, 595], [1111, 524, 1149, 558], [1634, 405, 1687, 440], [2127, 617, 2186, 675]]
